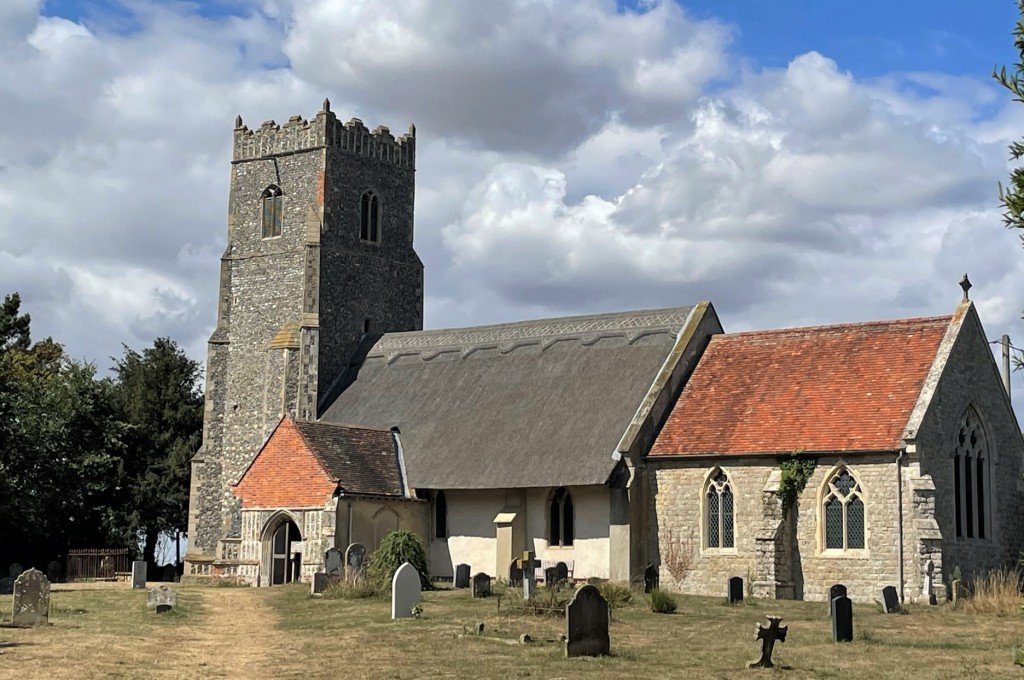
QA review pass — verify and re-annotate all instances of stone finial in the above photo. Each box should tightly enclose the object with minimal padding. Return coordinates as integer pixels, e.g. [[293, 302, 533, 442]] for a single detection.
[[322, 98, 331, 113], [959, 273, 972, 302], [235, 115, 243, 129], [408, 123, 416, 137]]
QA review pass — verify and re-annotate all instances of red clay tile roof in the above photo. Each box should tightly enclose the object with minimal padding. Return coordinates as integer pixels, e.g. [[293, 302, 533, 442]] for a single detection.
[[650, 315, 952, 456]]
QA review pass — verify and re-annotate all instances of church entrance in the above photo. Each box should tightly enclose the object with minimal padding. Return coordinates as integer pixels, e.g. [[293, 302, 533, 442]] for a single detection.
[[270, 519, 302, 585]]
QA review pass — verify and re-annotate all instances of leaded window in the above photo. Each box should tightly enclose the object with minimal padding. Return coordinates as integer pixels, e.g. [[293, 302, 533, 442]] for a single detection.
[[360, 190, 381, 243], [822, 468, 865, 551], [706, 470, 734, 549], [434, 490, 448, 540], [549, 487, 574, 547], [262, 185, 283, 238], [954, 407, 989, 539]]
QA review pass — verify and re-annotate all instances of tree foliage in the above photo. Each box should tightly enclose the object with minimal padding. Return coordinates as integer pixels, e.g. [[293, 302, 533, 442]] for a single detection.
[[367, 529, 432, 591], [994, 2, 1024, 233]]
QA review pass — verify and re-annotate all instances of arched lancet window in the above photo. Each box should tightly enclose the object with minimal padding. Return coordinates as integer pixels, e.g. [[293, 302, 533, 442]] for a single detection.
[[549, 487, 574, 547], [434, 490, 448, 540], [360, 190, 381, 243], [954, 406, 989, 539], [705, 469, 734, 549], [261, 185, 283, 238], [822, 468, 865, 551]]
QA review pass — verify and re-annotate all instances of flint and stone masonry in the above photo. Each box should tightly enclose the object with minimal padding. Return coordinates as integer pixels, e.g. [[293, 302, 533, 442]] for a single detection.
[[185, 102, 424, 577]]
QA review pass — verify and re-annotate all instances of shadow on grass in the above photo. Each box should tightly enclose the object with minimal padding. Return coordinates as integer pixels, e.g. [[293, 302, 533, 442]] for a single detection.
[[0, 640, 34, 648]]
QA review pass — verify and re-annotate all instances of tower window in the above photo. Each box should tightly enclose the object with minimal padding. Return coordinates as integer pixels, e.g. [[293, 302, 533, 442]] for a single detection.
[[360, 190, 381, 243], [262, 185, 283, 238]]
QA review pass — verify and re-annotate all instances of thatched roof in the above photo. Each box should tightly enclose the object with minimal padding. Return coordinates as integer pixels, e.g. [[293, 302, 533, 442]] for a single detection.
[[320, 305, 708, 489]]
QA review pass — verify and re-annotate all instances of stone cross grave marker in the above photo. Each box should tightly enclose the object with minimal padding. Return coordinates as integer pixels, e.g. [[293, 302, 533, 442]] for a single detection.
[[131, 560, 147, 589], [391, 562, 421, 619], [643, 564, 659, 594], [0, 577, 14, 595], [747, 616, 787, 669], [923, 560, 936, 605], [831, 595, 853, 643], [828, 584, 847, 617], [454, 563, 470, 589], [46, 561, 61, 583], [9, 563, 23, 579], [345, 543, 366, 581], [522, 551, 536, 601], [881, 585, 900, 613], [472, 572, 491, 598], [12, 568, 49, 627], [545, 567, 558, 587], [728, 576, 744, 605], [324, 547, 343, 576], [147, 585, 177, 613], [508, 558, 523, 588], [555, 561, 569, 584], [565, 584, 610, 658]]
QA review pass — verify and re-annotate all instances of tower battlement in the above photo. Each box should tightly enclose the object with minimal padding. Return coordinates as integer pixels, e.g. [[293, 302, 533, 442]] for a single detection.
[[231, 99, 415, 169]]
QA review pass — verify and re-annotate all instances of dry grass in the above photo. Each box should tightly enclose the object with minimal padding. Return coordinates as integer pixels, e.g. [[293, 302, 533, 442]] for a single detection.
[[1, 582, 1023, 679], [962, 567, 1023, 617]]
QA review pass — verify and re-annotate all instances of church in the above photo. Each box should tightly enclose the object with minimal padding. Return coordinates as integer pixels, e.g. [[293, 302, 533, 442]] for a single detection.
[[184, 103, 1024, 603]]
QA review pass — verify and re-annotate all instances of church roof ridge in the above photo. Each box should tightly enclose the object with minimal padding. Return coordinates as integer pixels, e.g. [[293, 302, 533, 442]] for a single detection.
[[716, 314, 953, 341]]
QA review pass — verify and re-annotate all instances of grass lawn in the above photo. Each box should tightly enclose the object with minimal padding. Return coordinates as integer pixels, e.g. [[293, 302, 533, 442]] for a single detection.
[[0, 582, 1022, 679]]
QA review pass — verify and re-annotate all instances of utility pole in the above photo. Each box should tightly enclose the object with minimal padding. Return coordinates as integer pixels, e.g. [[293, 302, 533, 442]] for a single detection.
[[1002, 334, 1012, 400]]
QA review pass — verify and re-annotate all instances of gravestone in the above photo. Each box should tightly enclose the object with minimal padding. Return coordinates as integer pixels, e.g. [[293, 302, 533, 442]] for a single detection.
[[345, 543, 367, 580], [147, 585, 177, 613], [881, 585, 900, 613], [324, 547, 343, 576], [47, 561, 61, 583], [728, 576, 744, 605], [311, 572, 332, 595], [923, 560, 936, 605], [522, 551, 536, 601], [9, 563, 23, 579], [472, 572, 492, 598], [951, 579, 964, 606], [831, 596, 853, 643], [12, 568, 49, 627], [828, 584, 847, 617], [565, 584, 610, 658], [748, 616, 787, 669], [454, 564, 471, 589], [0, 577, 13, 595], [131, 560, 147, 589], [545, 567, 558, 586], [508, 559, 523, 587], [643, 564, 659, 594], [161, 564, 176, 583], [555, 561, 569, 584], [391, 562, 421, 619]]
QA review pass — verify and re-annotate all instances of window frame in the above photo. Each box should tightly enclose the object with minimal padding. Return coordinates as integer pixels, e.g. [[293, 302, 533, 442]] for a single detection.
[[818, 465, 869, 557], [703, 468, 736, 553], [359, 190, 382, 244], [548, 487, 574, 548], [953, 406, 992, 542], [261, 185, 284, 239], [433, 490, 448, 541]]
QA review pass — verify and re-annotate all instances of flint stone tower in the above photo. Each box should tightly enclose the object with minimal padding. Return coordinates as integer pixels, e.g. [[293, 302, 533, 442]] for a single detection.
[[185, 101, 423, 573]]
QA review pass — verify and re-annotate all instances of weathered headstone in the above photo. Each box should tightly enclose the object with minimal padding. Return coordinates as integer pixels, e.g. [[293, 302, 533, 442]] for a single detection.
[[728, 576, 744, 605], [545, 567, 558, 586], [311, 572, 332, 595], [0, 577, 13, 595], [147, 585, 177, 613], [643, 563, 659, 594], [131, 560, 147, 589], [472, 572, 492, 598], [324, 547, 343, 576], [345, 543, 366, 580], [9, 563, 23, 579], [454, 563, 471, 589], [555, 561, 569, 584], [748, 616, 787, 669], [12, 568, 49, 627], [391, 562, 421, 619], [951, 579, 964, 606], [508, 558, 523, 587], [831, 596, 853, 643], [828, 584, 847, 617], [881, 585, 900, 613], [565, 584, 610, 658], [46, 561, 61, 583]]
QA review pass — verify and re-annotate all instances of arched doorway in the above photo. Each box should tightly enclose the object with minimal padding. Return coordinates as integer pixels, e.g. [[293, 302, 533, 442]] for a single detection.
[[270, 519, 302, 585]]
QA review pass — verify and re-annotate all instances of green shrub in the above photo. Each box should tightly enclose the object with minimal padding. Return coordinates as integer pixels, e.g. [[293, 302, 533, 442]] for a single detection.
[[597, 581, 633, 608], [322, 578, 381, 600], [366, 529, 431, 592], [649, 588, 678, 614], [503, 584, 573, 616]]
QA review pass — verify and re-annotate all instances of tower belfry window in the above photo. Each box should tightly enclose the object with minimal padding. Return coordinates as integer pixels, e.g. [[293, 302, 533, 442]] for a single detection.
[[262, 185, 283, 238], [360, 190, 381, 243]]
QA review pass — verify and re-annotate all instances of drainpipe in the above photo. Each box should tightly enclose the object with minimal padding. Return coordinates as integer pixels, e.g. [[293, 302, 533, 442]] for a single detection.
[[896, 445, 908, 604]]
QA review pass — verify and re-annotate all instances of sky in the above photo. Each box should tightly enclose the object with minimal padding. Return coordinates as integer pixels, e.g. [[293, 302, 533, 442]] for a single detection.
[[4, 0, 1024, 407]]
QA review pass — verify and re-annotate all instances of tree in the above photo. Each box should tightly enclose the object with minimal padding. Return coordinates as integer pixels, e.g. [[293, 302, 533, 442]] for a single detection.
[[994, 2, 1024, 232], [112, 338, 202, 566]]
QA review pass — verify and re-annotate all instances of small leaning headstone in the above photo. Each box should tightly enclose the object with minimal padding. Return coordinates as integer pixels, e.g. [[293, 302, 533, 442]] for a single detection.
[[555, 561, 569, 584], [147, 585, 177, 613], [324, 547, 343, 576], [831, 596, 853, 643], [951, 578, 964, 606], [508, 559, 523, 587], [391, 562, 421, 620], [728, 576, 744, 605], [565, 584, 610, 658], [472, 573, 491, 598], [311, 572, 332, 595], [828, 584, 847, 617], [881, 585, 900, 613], [545, 567, 558, 587], [12, 568, 49, 627], [131, 560, 147, 589], [748, 616, 787, 669], [643, 563, 659, 594], [454, 563, 471, 589], [345, 543, 366, 581]]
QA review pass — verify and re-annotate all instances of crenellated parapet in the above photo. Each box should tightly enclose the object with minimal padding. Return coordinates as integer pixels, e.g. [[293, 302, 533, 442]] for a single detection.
[[232, 98, 415, 169]]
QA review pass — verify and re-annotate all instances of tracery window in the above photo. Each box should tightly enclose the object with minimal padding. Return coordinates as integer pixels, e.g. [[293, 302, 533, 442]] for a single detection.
[[261, 185, 283, 238], [954, 407, 989, 539], [549, 487, 574, 547], [705, 469, 734, 549], [822, 468, 865, 551], [360, 190, 381, 243]]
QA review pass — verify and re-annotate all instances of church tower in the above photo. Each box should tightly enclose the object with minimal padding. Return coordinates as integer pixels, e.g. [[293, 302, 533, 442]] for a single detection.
[[185, 101, 424, 572]]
